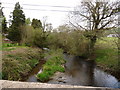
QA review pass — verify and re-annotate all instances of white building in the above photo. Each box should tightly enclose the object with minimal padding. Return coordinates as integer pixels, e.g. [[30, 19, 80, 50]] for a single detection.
[[107, 34, 119, 37]]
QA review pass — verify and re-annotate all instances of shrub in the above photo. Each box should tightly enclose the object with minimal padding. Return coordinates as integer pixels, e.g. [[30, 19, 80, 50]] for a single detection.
[[47, 30, 89, 56], [21, 25, 48, 48], [95, 37, 119, 71], [21, 25, 34, 46], [33, 29, 48, 48]]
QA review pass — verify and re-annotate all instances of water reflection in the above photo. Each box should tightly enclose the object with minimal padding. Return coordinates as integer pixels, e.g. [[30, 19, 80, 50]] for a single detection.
[[63, 53, 120, 88], [65, 55, 94, 86], [25, 53, 120, 88], [94, 68, 118, 88]]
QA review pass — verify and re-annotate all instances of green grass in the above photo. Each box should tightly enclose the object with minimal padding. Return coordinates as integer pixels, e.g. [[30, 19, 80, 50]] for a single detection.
[[2, 45, 43, 81], [1, 43, 28, 51], [95, 37, 119, 71], [3, 43, 19, 47], [37, 49, 66, 82]]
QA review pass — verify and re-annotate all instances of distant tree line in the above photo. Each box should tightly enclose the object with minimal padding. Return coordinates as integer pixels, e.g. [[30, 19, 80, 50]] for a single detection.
[[0, 2, 49, 48], [1, 1, 119, 58]]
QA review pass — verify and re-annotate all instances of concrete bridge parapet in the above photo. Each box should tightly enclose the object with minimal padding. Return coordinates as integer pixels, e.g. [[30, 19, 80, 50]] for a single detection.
[[0, 80, 119, 90]]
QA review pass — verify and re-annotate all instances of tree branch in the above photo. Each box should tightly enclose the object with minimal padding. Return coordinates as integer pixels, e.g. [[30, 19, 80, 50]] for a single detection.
[[99, 20, 113, 30], [75, 23, 88, 31], [69, 21, 80, 30]]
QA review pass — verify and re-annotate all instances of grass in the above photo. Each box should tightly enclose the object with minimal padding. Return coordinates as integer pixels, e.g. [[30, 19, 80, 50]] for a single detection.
[[95, 37, 119, 72], [37, 49, 66, 82], [2, 43, 28, 50], [1, 42, 28, 51], [3, 43, 19, 47], [2, 44, 44, 81]]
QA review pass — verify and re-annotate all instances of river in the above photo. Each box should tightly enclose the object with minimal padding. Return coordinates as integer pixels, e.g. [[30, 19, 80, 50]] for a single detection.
[[25, 53, 120, 88], [25, 60, 45, 82]]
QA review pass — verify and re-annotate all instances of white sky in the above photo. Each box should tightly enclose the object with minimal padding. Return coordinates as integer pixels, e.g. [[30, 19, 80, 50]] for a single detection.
[[0, 0, 80, 28]]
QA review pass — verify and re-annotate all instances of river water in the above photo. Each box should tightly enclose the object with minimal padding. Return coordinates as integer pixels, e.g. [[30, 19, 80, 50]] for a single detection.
[[25, 60, 45, 82], [25, 53, 120, 88]]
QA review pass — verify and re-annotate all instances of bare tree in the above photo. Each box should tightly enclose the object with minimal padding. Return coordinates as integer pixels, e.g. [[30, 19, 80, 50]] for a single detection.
[[42, 16, 48, 32], [69, 1, 119, 56], [46, 23, 53, 31]]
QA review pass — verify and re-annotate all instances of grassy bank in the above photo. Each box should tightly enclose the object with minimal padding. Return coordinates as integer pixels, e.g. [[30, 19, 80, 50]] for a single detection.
[[95, 37, 119, 74], [37, 49, 66, 82], [2, 43, 44, 81]]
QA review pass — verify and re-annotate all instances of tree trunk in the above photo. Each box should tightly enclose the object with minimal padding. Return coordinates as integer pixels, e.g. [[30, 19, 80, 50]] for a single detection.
[[88, 36, 97, 58], [118, 45, 120, 68]]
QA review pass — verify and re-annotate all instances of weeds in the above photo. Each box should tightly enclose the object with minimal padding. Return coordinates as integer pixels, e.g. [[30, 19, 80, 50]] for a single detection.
[[95, 37, 119, 71], [3, 43, 19, 48], [37, 49, 66, 82], [2, 46, 43, 81]]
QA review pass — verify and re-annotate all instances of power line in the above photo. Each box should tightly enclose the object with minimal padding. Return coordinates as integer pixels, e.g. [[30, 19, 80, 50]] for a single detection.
[[1, 2, 74, 8], [4, 7, 75, 12]]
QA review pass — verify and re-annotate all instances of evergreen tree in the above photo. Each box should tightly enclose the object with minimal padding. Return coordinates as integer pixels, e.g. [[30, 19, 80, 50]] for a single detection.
[[2, 17, 7, 34], [7, 2, 25, 43], [0, 2, 3, 17], [31, 18, 42, 29], [0, 3, 4, 34], [25, 18, 31, 25]]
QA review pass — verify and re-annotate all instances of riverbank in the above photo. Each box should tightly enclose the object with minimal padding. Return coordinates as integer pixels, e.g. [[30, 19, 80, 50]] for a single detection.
[[37, 49, 66, 82], [2, 44, 44, 81], [47, 53, 120, 88], [95, 37, 120, 80]]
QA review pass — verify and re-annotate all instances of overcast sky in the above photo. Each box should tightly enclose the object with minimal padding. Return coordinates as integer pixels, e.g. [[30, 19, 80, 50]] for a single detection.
[[0, 0, 80, 28]]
